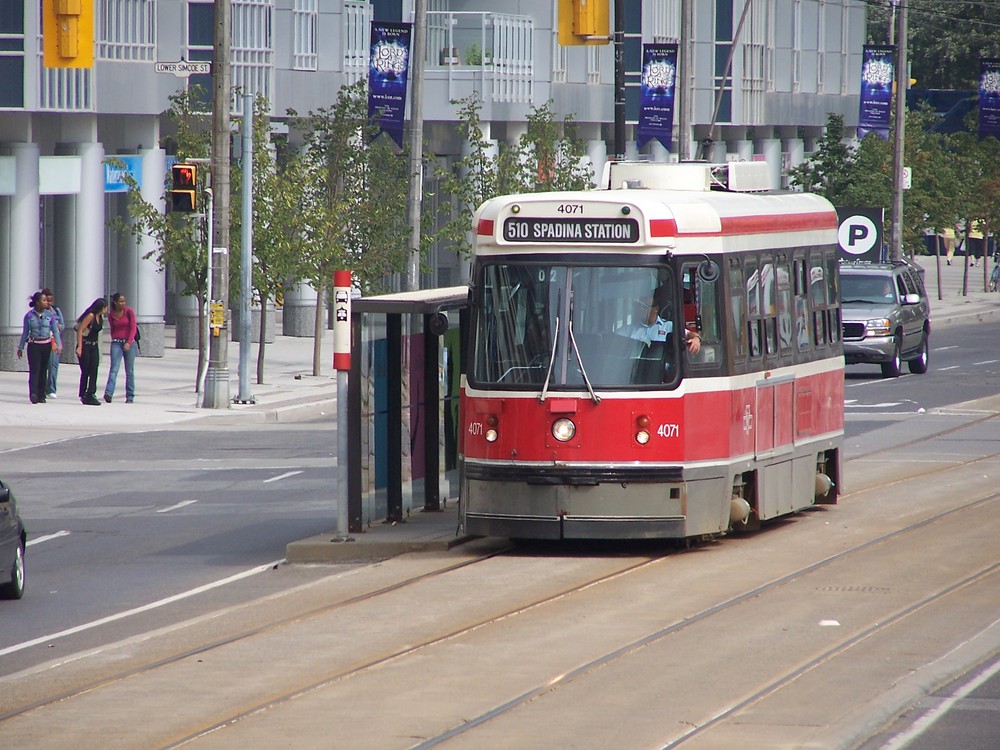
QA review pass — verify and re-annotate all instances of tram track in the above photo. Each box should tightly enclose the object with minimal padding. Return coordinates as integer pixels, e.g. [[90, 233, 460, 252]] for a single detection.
[[404, 489, 1000, 749], [3, 420, 1000, 749]]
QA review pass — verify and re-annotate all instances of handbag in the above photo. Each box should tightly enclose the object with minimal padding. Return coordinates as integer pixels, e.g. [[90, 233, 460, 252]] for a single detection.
[[134, 324, 141, 353]]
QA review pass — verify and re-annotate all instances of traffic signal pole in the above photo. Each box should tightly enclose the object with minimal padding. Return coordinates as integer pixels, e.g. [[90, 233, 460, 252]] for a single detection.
[[204, 0, 231, 409]]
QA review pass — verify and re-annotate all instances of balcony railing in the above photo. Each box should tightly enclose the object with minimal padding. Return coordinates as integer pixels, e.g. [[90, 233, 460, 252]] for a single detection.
[[426, 11, 533, 103]]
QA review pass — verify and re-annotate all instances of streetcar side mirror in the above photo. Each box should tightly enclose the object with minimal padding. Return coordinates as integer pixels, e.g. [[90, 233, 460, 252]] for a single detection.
[[697, 259, 720, 283]]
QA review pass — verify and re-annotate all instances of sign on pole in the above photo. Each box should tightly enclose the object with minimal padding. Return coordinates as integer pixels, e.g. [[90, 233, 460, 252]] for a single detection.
[[154, 60, 212, 77], [333, 270, 352, 371]]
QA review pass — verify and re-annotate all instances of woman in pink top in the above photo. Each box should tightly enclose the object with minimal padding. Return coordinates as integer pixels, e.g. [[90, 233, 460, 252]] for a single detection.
[[103, 292, 137, 403]]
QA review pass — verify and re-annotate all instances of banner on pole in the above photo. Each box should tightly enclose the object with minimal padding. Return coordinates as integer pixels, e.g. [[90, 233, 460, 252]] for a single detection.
[[979, 58, 1000, 141], [637, 43, 678, 152], [367, 22, 412, 148], [857, 45, 895, 141]]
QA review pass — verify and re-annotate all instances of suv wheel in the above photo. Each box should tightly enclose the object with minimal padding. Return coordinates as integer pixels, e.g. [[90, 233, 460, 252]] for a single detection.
[[881, 339, 902, 378], [907, 333, 930, 374]]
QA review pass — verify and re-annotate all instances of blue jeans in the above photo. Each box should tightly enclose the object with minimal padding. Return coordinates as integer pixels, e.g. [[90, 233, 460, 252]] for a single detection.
[[105, 340, 136, 400], [48, 347, 60, 395]]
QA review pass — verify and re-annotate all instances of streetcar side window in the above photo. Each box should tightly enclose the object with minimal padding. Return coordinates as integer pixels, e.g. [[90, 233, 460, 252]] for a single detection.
[[809, 253, 828, 348], [746, 258, 762, 358], [760, 257, 778, 356], [729, 261, 747, 362], [793, 257, 811, 353], [826, 254, 841, 345], [682, 264, 722, 368], [776, 257, 793, 353]]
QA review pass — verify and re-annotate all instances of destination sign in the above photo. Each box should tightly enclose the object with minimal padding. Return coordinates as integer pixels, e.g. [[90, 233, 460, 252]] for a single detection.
[[503, 217, 640, 243]]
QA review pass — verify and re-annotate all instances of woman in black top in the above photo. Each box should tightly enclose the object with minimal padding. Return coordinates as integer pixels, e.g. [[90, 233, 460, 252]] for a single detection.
[[76, 298, 108, 406]]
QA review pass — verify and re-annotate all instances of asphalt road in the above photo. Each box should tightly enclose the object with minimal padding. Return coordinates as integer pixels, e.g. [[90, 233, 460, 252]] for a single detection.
[[2, 319, 999, 747], [0, 421, 349, 675]]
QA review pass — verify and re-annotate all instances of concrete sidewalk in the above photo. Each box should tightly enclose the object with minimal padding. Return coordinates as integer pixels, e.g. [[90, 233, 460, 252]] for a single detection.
[[0, 327, 338, 441]]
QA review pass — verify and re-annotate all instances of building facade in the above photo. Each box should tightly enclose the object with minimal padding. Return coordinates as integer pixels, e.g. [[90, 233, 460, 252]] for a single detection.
[[0, 0, 866, 370]]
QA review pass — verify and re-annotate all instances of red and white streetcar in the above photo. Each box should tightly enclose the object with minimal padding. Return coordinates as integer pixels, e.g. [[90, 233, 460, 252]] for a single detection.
[[459, 161, 843, 540]]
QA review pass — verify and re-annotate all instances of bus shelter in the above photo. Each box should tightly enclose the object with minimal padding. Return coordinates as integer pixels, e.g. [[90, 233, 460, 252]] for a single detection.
[[347, 287, 469, 533]]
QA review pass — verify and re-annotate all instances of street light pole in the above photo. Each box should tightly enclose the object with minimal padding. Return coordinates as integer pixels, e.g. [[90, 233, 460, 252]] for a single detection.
[[204, 0, 231, 408], [889, 0, 907, 261], [406, 0, 426, 293]]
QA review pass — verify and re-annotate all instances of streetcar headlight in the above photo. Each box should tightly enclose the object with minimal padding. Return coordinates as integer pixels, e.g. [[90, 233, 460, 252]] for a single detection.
[[551, 418, 576, 442], [866, 318, 892, 336], [635, 430, 651, 445], [485, 429, 498, 443]]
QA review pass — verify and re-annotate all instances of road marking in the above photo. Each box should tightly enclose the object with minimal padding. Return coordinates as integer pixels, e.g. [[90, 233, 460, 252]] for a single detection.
[[157, 500, 198, 513], [845, 402, 906, 409], [26, 530, 71, 546], [935, 345, 959, 351], [263, 470, 303, 483], [0, 559, 283, 658], [937, 365, 960, 371], [879, 647, 1000, 750], [973, 359, 999, 365]]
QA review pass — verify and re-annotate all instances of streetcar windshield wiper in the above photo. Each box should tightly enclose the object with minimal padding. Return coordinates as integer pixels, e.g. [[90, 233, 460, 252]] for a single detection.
[[539, 316, 560, 402], [568, 319, 600, 404]]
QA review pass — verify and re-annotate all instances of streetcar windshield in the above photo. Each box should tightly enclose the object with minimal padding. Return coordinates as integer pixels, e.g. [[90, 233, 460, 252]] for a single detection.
[[472, 263, 682, 388]]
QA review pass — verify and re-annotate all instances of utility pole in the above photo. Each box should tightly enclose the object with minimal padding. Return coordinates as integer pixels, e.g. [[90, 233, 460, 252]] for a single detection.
[[406, 0, 426, 293], [613, 0, 625, 159], [678, 0, 692, 161], [204, 0, 231, 408], [889, 0, 907, 261]]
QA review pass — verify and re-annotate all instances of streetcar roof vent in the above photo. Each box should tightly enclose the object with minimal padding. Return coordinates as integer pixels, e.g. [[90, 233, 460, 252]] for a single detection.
[[602, 160, 772, 193]]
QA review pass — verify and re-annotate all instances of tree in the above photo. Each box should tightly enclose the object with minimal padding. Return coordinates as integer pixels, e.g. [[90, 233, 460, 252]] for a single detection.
[[230, 95, 306, 384], [867, 1, 1000, 89], [289, 80, 412, 376], [113, 87, 211, 388], [432, 97, 592, 260], [786, 113, 857, 201]]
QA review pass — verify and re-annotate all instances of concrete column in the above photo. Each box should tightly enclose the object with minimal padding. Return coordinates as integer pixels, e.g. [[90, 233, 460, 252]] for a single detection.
[[0, 143, 41, 372], [54, 141, 106, 365], [174, 293, 200, 350], [231, 301, 275, 343], [135, 147, 166, 357], [281, 282, 318, 337], [732, 139, 754, 161], [759, 138, 782, 189], [586, 139, 607, 188], [785, 137, 805, 171], [648, 139, 672, 163]]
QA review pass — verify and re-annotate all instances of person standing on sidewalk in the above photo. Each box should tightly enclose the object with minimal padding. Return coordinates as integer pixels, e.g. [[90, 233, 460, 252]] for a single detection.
[[16, 291, 62, 404], [75, 298, 107, 406], [43, 288, 65, 399], [103, 292, 138, 404]]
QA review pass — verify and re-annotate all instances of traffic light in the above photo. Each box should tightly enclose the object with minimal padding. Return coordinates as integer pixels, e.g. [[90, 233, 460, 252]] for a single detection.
[[557, 0, 610, 46], [42, 0, 95, 68], [170, 164, 198, 213]]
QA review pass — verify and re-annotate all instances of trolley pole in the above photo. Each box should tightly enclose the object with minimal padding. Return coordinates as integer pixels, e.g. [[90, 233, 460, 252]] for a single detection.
[[236, 92, 254, 404], [204, 0, 231, 409]]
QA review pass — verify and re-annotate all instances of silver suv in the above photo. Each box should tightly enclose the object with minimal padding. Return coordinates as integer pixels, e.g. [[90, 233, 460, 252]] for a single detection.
[[840, 261, 931, 378]]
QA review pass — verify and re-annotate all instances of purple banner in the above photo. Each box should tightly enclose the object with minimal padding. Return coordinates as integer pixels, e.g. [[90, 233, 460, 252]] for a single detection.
[[979, 58, 1000, 141], [368, 22, 412, 148], [858, 45, 895, 140], [637, 43, 678, 152]]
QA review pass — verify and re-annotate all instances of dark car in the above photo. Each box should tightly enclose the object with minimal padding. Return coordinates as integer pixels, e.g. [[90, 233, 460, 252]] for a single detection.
[[840, 261, 931, 378], [1, 477, 26, 600]]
